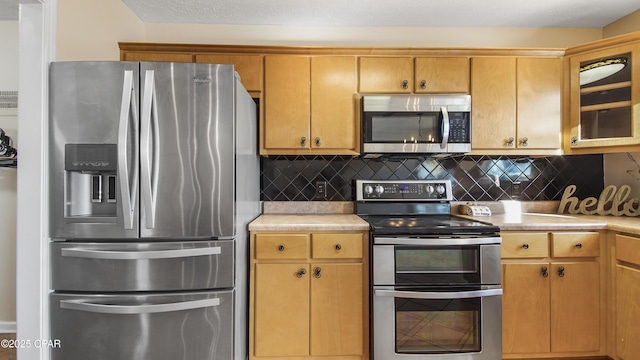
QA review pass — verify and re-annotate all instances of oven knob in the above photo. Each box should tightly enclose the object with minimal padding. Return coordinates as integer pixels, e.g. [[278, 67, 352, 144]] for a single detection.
[[364, 185, 374, 195], [436, 184, 446, 194], [375, 185, 385, 195], [425, 185, 435, 194]]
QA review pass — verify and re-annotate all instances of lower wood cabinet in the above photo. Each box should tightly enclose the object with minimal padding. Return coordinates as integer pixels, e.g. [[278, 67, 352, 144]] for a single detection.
[[614, 234, 640, 360], [250, 231, 369, 360], [501, 231, 604, 358]]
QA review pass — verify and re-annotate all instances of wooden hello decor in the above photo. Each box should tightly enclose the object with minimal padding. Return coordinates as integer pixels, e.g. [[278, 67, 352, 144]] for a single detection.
[[558, 185, 640, 216]]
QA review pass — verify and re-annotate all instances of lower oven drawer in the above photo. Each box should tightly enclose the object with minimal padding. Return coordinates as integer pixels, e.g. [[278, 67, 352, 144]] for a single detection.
[[50, 290, 233, 360], [51, 240, 234, 291], [373, 286, 502, 360]]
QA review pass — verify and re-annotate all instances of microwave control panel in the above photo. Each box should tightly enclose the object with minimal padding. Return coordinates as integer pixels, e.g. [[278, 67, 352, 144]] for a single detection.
[[449, 112, 470, 143]]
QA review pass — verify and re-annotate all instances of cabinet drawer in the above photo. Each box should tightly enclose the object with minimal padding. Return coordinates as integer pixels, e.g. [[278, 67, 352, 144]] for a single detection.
[[255, 234, 309, 259], [312, 233, 363, 259], [501, 232, 549, 258], [616, 234, 640, 266], [551, 232, 600, 258]]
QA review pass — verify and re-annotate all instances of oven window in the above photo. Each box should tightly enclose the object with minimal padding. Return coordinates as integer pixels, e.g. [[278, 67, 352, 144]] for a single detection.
[[395, 295, 481, 353], [395, 246, 480, 285], [368, 113, 442, 143]]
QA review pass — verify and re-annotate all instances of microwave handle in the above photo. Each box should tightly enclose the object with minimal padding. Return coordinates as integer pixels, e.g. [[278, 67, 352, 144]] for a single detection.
[[440, 106, 449, 150]]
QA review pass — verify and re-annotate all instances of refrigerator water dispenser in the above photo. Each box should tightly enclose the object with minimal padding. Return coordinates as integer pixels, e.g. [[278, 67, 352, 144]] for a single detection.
[[64, 144, 118, 222]]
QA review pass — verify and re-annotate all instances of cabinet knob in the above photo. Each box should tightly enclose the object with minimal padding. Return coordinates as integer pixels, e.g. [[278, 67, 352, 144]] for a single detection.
[[315, 137, 321, 147], [295, 268, 307, 278], [314, 267, 322, 278], [575, 243, 583, 249], [506, 137, 515, 147], [522, 243, 529, 249], [519, 137, 529, 147], [335, 244, 342, 251], [278, 245, 285, 252], [557, 266, 565, 277], [541, 266, 549, 278], [571, 136, 578, 146], [401, 80, 409, 89], [300, 137, 307, 146], [420, 80, 427, 89]]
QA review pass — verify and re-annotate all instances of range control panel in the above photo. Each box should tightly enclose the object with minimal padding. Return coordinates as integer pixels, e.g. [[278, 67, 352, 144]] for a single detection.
[[355, 180, 453, 201]]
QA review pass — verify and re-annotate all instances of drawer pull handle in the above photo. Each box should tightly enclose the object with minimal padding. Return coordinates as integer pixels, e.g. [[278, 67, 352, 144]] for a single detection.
[[335, 244, 342, 251], [314, 267, 322, 278], [558, 266, 565, 277], [575, 243, 583, 249], [278, 245, 285, 252], [522, 243, 529, 249], [541, 266, 549, 278], [295, 268, 307, 278]]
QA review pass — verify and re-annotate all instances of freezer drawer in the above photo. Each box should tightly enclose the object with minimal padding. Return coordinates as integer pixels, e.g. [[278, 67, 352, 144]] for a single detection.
[[50, 290, 233, 360], [51, 240, 234, 291]]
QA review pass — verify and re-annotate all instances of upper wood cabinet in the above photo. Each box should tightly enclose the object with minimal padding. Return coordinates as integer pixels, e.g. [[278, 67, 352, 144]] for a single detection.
[[195, 54, 262, 93], [121, 52, 194, 63], [565, 36, 640, 153], [358, 56, 469, 93], [263, 55, 358, 155], [471, 57, 562, 154]]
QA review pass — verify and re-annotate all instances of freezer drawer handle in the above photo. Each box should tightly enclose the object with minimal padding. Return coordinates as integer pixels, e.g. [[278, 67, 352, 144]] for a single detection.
[[61, 246, 222, 260], [60, 298, 220, 315], [374, 288, 502, 300]]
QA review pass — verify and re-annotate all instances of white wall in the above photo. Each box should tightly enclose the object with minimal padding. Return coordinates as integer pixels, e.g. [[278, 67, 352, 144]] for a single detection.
[[603, 10, 640, 37], [0, 20, 18, 331]]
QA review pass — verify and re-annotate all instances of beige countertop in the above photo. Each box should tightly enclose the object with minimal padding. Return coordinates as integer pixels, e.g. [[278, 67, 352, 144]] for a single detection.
[[252, 201, 640, 236]]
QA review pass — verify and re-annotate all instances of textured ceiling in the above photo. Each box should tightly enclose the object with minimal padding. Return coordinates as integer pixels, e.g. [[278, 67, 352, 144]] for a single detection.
[[1, 0, 639, 28]]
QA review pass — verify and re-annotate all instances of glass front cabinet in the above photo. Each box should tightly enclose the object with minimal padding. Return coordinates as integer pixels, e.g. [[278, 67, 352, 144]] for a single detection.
[[566, 37, 640, 151]]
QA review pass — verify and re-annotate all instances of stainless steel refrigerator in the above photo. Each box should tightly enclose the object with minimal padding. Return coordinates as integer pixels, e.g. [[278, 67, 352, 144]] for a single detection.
[[48, 61, 259, 360]]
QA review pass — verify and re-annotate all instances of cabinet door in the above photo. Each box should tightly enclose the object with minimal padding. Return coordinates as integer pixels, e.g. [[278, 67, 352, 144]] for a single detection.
[[311, 56, 358, 151], [359, 57, 413, 93], [471, 57, 517, 149], [502, 262, 550, 354], [310, 263, 363, 356], [195, 54, 262, 92], [264, 55, 311, 150], [616, 264, 640, 359], [254, 263, 310, 357], [414, 57, 469, 93], [517, 58, 562, 149], [550, 261, 600, 353]]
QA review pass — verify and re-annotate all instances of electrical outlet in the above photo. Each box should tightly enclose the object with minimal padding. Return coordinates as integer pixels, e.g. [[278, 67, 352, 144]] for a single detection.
[[315, 181, 328, 199], [511, 181, 522, 198]]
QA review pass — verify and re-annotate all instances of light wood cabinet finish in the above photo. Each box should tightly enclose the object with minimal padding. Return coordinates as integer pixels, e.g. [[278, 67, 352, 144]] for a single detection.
[[250, 231, 368, 360], [471, 57, 562, 153], [121, 51, 194, 62], [358, 57, 413, 93], [263, 55, 358, 155], [195, 54, 263, 92], [414, 57, 470, 93], [614, 234, 640, 360], [501, 231, 603, 358]]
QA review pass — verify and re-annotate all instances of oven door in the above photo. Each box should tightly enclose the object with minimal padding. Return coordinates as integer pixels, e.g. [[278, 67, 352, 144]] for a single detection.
[[373, 239, 501, 286], [373, 286, 502, 360]]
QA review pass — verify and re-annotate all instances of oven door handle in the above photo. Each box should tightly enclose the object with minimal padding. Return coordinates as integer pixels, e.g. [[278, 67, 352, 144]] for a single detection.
[[374, 237, 501, 245], [374, 288, 502, 299]]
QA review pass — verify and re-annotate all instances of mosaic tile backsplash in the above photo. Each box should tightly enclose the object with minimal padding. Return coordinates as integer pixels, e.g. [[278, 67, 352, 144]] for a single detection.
[[260, 154, 604, 202]]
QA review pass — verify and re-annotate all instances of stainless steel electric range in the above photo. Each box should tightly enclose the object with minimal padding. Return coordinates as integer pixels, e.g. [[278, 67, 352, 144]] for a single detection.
[[355, 179, 502, 360]]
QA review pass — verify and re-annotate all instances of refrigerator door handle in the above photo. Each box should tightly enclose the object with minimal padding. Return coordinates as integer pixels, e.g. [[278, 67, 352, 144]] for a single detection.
[[60, 246, 222, 260], [60, 298, 220, 315], [140, 69, 159, 229], [117, 70, 138, 230]]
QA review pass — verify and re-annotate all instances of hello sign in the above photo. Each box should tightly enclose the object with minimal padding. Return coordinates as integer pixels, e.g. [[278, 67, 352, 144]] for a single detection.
[[558, 184, 640, 216]]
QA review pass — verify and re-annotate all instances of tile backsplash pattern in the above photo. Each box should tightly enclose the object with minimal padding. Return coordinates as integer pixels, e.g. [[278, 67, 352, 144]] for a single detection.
[[261, 154, 604, 202]]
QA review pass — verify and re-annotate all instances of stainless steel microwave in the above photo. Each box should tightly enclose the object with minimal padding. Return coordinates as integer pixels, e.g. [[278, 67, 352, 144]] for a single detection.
[[361, 94, 471, 157]]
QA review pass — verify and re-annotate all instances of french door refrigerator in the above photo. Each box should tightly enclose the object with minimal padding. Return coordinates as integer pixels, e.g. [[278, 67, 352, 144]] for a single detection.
[[48, 61, 259, 360]]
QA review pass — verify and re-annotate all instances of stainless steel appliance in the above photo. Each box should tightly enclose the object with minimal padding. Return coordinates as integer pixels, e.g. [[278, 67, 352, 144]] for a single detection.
[[361, 94, 471, 157], [355, 179, 502, 360], [48, 61, 259, 360]]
